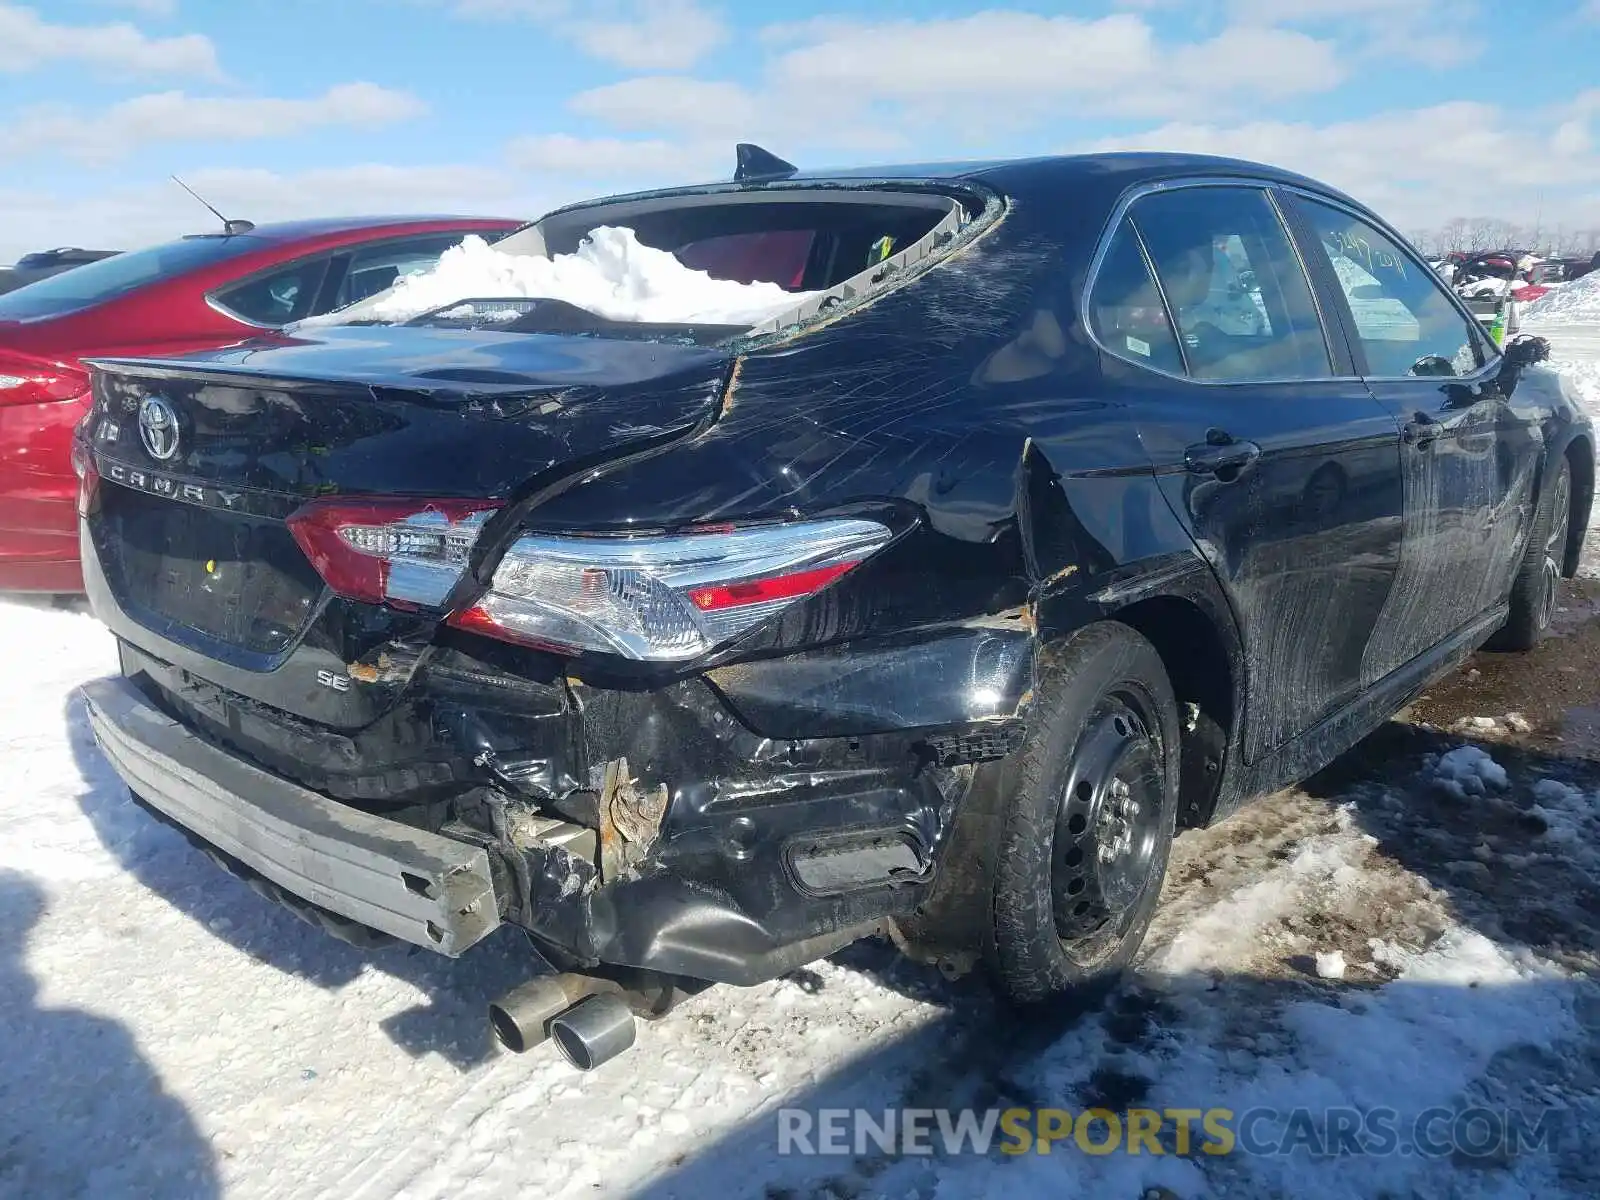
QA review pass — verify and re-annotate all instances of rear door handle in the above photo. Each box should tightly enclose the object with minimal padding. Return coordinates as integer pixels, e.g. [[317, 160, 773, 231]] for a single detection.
[[1184, 433, 1261, 478], [1402, 412, 1441, 448]]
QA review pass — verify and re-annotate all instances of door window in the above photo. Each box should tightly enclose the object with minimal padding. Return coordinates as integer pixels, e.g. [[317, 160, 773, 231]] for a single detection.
[[1086, 222, 1185, 375], [1130, 186, 1334, 383], [1295, 197, 1486, 379], [326, 236, 470, 312], [211, 259, 327, 326]]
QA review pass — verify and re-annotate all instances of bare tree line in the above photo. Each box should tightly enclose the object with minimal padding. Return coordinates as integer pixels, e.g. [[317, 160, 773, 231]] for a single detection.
[[1406, 218, 1600, 258]]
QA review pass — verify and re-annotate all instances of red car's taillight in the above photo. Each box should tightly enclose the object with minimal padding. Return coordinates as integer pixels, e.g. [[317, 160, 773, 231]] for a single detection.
[[72, 438, 100, 517], [448, 518, 893, 661], [286, 498, 502, 607], [0, 351, 90, 408]]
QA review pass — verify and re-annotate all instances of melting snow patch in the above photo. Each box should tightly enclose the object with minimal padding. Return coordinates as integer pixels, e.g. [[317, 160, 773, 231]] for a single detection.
[[325, 229, 818, 328], [1529, 777, 1599, 860], [1313, 950, 1347, 980], [1425, 745, 1508, 799]]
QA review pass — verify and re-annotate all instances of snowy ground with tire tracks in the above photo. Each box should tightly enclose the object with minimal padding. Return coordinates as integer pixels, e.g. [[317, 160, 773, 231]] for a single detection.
[[3, 326, 1600, 1199]]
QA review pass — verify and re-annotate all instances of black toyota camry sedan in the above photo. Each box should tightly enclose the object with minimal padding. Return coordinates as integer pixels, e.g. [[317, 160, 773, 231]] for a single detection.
[[73, 147, 1593, 1070]]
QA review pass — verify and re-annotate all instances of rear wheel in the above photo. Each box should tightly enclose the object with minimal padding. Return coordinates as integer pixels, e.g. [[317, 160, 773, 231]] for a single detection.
[[1488, 455, 1572, 652], [989, 622, 1180, 1007]]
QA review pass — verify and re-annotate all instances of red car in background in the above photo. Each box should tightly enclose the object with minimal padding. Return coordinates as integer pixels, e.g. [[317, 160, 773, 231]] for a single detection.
[[0, 214, 522, 592]]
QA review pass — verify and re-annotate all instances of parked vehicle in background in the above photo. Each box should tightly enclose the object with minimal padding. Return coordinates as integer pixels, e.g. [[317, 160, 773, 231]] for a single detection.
[[1454, 251, 1529, 299], [0, 214, 521, 592], [0, 247, 122, 296], [75, 150, 1593, 1071], [1514, 257, 1596, 305]]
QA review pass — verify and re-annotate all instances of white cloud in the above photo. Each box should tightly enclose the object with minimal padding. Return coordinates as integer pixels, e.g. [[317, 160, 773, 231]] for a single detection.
[[1162, 26, 1345, 104], [1553, 120, 1590, 156], [1085, 101, 1600, 231], [442, 0, 725, 69], [567, 0, 726, 70], [1230, 0, 1484, 61], [0, 164, 554, 263], [1234, 0, 1416, 18], [567, 75, 908, 159], [96, 0, 179, 16], [0, 2, 219, 79], [570, 77, 759, 135], [506, 132, 718, 178], [446, 0, 566, 16], [571, 12, 1344, 150], [767, 12, 1343, 112], [1, 84, 428, 164]]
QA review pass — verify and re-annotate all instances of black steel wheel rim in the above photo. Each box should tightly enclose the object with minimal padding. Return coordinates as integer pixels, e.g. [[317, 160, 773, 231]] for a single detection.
[[1050, 694, 1165, 966], [1539, 463, 1572, 630]]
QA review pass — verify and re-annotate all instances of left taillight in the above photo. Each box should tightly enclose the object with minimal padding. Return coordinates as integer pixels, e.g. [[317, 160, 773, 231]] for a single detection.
[[286, 498, 501, 607], [0, 351, 90, 408], [448, 517, 894, 661]]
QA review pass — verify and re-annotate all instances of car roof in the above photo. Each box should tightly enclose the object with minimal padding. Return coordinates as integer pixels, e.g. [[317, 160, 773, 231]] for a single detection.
[[178, 214, 522, 246], [544, 151, 1366, 221]]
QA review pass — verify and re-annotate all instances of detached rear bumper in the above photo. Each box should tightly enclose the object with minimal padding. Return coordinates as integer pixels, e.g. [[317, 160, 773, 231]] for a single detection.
[[82, 676, 502, 955]]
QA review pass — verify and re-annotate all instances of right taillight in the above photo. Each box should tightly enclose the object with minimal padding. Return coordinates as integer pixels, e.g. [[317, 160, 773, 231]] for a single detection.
[[449, 518, 893, 661], [0, 351, 90, 407]]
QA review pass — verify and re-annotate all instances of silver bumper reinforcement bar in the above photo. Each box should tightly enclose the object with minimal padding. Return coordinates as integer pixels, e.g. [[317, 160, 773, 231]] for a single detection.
[[82, 676, 501, 956]]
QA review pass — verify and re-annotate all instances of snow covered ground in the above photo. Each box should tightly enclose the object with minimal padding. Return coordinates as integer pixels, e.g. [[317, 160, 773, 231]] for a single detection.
[[4, 330, 1600, 1200]]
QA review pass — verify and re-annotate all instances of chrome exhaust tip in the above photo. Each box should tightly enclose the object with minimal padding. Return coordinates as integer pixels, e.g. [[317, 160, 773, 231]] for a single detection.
[[489, 977, 583, 1054], [547, 993, 637, 1071]]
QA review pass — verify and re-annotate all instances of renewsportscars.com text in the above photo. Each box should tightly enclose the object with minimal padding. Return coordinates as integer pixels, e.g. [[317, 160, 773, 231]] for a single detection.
[[776, 1105, 1565, 1159]]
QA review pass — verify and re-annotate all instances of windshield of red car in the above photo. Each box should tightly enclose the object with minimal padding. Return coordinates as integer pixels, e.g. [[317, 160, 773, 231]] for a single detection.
[[0, 235, 262, 321]]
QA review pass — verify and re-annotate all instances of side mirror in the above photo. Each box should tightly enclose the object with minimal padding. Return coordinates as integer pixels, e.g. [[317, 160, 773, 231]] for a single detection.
[[1502, 334, 1551, 369], [1496, 334, 1551, 397]]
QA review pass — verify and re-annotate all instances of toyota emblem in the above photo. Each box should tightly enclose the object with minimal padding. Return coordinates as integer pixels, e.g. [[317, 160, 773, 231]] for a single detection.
[[138, 396, 181, 461]]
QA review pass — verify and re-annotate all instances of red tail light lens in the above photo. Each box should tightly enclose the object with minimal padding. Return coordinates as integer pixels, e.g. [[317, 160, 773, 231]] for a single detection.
[[286, 498, 501, 606], [448, 518, 892, 661], [0, 351, 90, 408], [72, 438, 100, 518]]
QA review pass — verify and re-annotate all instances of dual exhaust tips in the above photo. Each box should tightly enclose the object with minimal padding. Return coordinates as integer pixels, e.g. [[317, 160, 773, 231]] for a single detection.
[[489, 975, 640, 1071]]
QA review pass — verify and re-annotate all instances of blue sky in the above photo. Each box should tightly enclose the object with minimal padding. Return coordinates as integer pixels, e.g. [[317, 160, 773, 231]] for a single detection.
[[2, 0, 1598, 260]]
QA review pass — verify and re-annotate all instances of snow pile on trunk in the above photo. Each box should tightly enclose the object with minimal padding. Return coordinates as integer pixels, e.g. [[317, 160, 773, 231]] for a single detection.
[[1524, 268, 1600, 323], [333, 229, 818, 329]]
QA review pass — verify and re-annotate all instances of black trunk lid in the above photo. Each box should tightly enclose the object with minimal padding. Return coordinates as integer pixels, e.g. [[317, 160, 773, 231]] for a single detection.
[[82, 326, 731, 725]]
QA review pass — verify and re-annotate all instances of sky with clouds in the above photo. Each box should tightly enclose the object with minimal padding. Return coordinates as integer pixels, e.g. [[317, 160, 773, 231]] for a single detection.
[[1, 0, 1598, 261]]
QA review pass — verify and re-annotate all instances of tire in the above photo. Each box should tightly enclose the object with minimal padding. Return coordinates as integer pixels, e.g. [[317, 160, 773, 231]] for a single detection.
[[988, 622, 1181, 1008], [1487, 454, 1572, 652]]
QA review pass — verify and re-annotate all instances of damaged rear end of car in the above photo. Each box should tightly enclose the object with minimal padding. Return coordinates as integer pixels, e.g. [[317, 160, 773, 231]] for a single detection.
[[76, 170, 1036, 1067]]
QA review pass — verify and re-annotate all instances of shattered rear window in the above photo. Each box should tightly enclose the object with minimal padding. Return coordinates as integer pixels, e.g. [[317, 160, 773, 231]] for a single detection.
[[674, 230, 817, 289]]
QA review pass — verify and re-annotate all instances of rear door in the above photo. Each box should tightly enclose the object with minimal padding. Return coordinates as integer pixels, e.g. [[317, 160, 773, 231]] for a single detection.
[[1285, 193, 1540, 685], [1090, 180, 1405, 764]]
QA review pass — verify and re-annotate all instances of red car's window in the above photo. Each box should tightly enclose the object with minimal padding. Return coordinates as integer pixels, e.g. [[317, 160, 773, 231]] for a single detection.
[[673, 230, 816, 289], [0, 235, 261, 321]]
